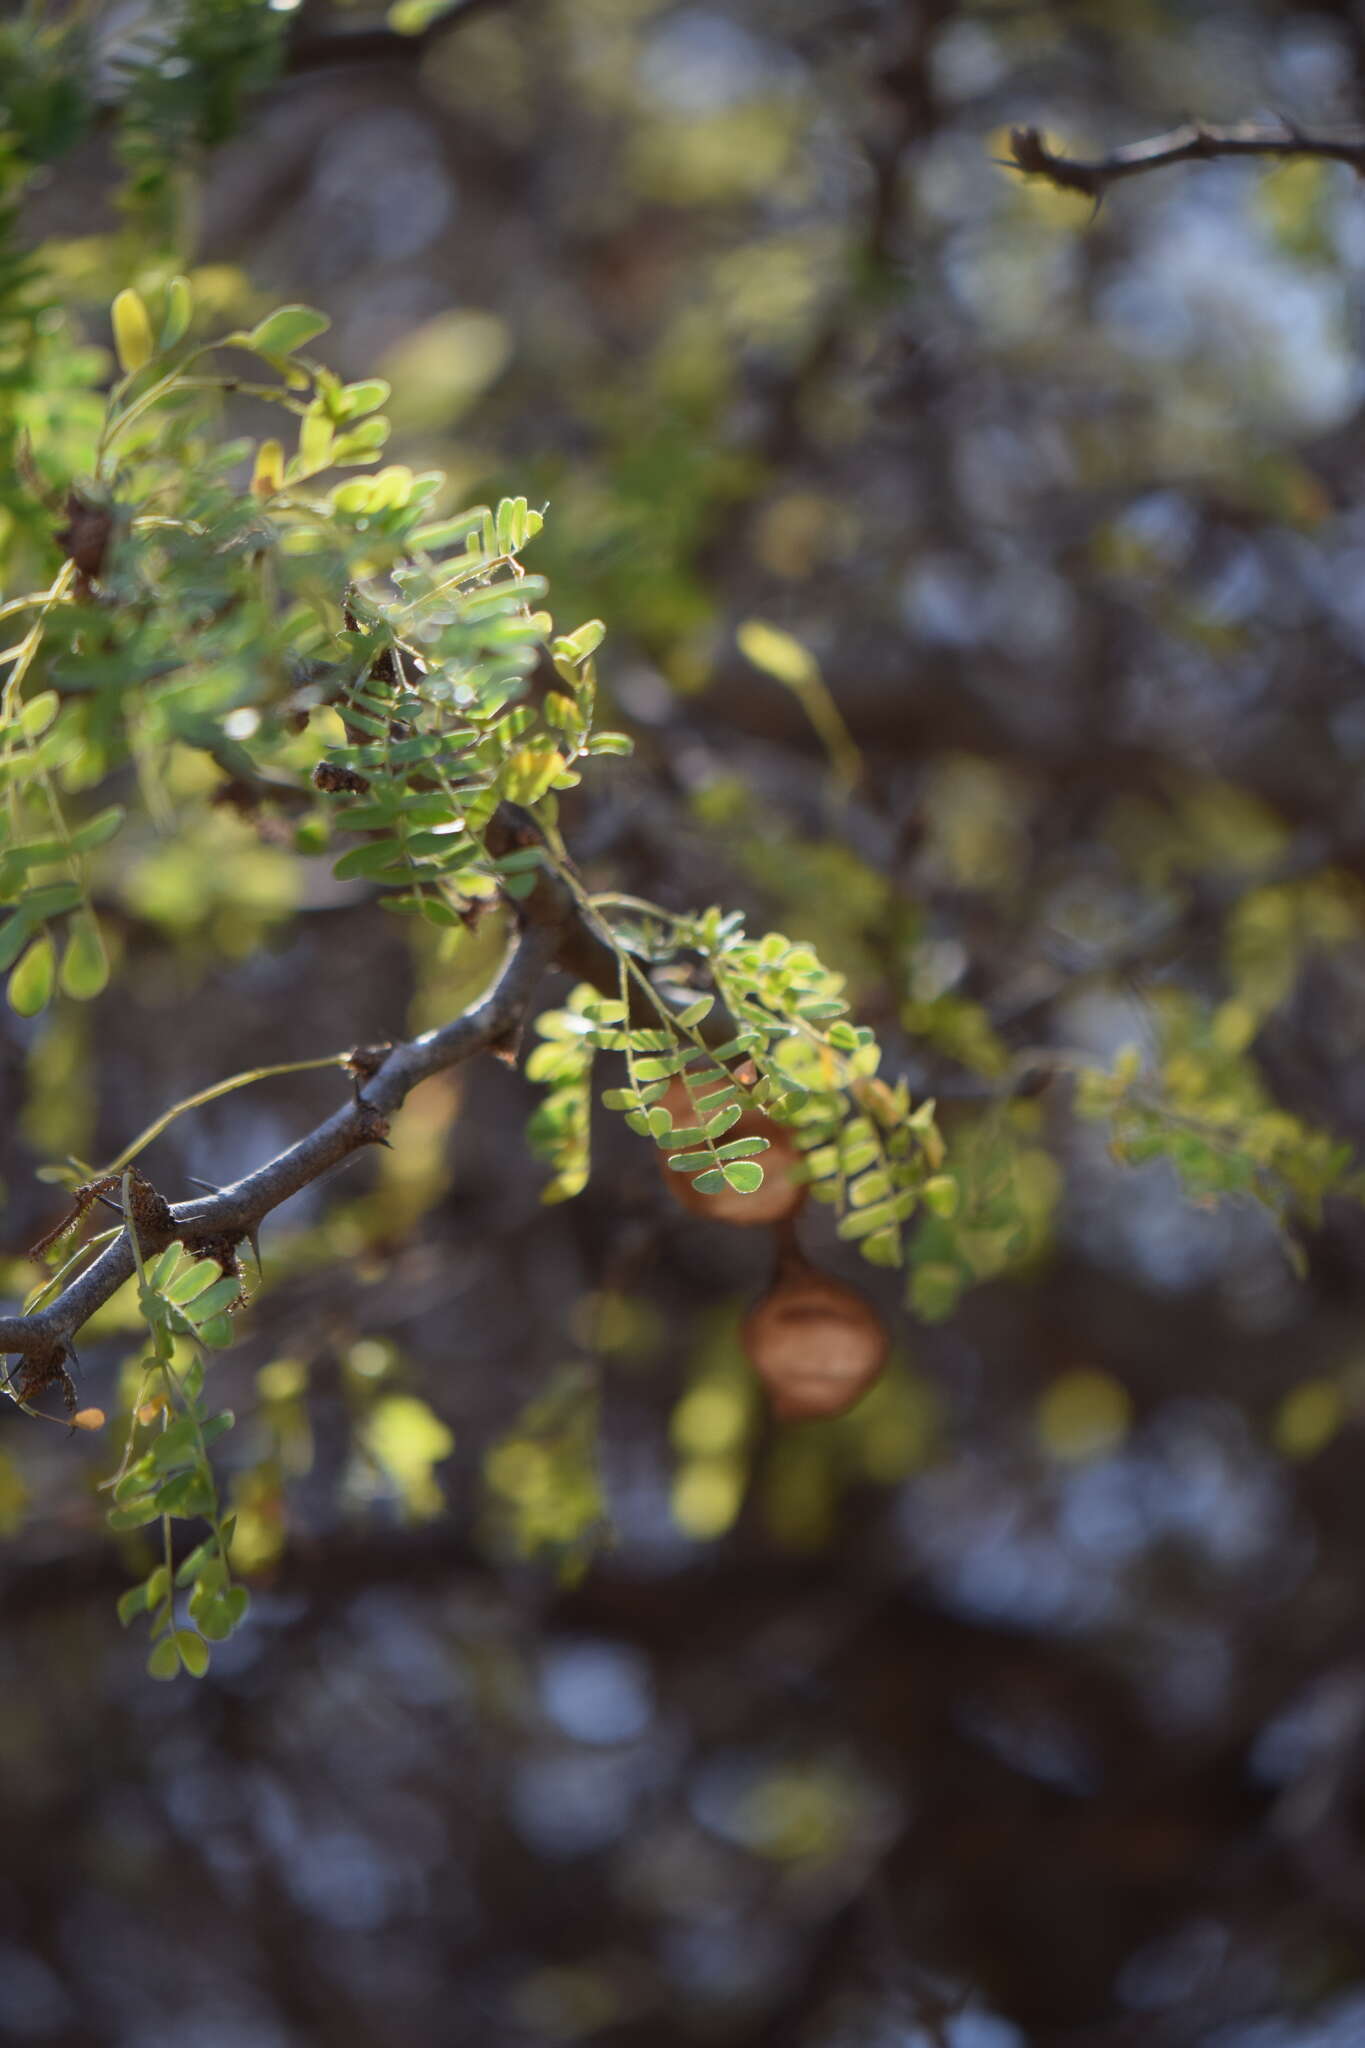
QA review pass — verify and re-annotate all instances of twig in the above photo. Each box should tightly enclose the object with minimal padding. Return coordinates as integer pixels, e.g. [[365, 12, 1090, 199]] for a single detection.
[[1005, 119, 1365, 203]]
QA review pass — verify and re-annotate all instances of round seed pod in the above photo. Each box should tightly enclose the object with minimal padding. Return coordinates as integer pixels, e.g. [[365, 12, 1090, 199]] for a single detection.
[[743, 1238, 888, 1420], [657, 1070, 807, 1226]]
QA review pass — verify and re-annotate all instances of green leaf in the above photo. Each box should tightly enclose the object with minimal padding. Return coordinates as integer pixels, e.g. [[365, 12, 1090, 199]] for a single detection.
[[148, 1244, 185, 1290], [495, 495, 529, 553], [837, 1201, 897, 1241], [333, 840, 409, 882], [17, 691, 58, 739], [164, 1257, 225, 1305], [149, 1417, 201, 1471], [175, 1537, 225, 1589], [186, 1278, 242, 1321], [338, 378, 390, 419], [147, 1638, 182, 1681], [0, 914, 31, 971], [113, 1460, 155, 1502], [721, 1161, 765, 1194], [737, 619, 818, 689], [543, 693, 584, 737], [565, 620, 605, 660], [160, 275, 193, 349], [861, 1228, 903, 1268], [60, 914, 109, 999], [21, 883, 82, 921], [175, 1630, 211, 1678], [413, 508, 488, 551], [298, 408, 334, 471], [64, 806, 124, 854], [332, 419, 390, 462], [153, 1471, 213, 1517], [248, 304, 330, 356], [600, 1088, 641, 1112], [107, 1498, 163, 1531], [8, 934, 54, 1016], [501, 747, 565, 805], [117, 1582, 150, 1626], [190, 1584, 248, 1640]]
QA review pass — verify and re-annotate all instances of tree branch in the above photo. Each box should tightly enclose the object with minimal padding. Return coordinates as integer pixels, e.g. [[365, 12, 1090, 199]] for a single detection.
[[0, 915, 560, 1369], [2, 796, 743, 1382], [1006, 119, 1365, 201]]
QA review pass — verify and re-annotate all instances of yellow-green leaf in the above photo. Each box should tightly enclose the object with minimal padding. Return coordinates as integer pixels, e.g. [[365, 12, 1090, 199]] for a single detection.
[[111, 288, 154, 373], [176, 1630, 210, 1678], [251, 439, 284, 499], [60, 913, 109, 1000], [160, 275, 193, 349], [248, 304, 330, 357], [298, 410, 334, 473], [8, 933, 54, 1016], [502, 747, 565, 806], [737, 618, 818, 688], [146, 1638, 181, 1681]]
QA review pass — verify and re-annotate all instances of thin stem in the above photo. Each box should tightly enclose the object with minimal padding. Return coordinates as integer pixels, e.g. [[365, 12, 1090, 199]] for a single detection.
[[100, 1055, 352, 1175]]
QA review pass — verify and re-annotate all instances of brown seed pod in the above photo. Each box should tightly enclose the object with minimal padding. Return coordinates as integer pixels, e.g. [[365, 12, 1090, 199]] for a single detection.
[[742, 1232, 888, 1421], [656, 1070, 807, 1226]]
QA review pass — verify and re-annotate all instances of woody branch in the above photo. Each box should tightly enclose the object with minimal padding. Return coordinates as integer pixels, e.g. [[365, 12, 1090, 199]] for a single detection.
[[1, 796, 730, 1378], [0, 915, 561, 1369], [1006, 119, 1365, 201]]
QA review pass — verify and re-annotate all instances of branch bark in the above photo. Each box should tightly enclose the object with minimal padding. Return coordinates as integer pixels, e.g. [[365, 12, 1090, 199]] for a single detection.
[[1006, 119, 1365, 201], [0, 914, 560, 1369]]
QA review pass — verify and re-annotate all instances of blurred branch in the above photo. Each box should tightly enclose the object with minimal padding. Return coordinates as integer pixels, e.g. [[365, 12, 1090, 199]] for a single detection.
[[1006, 119, 1365, 200], [283, 0, 521, 76]]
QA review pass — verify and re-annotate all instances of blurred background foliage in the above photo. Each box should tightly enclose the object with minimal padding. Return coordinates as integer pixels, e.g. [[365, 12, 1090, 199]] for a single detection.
[[8, 0, 1365, 2043]]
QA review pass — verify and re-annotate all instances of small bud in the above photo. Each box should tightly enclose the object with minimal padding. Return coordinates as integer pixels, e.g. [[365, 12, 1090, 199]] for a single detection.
[[72, 1408, 106, 1431]]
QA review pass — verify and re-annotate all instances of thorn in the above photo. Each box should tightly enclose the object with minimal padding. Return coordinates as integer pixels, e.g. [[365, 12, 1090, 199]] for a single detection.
[[187, 1174, 224, 1194]]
